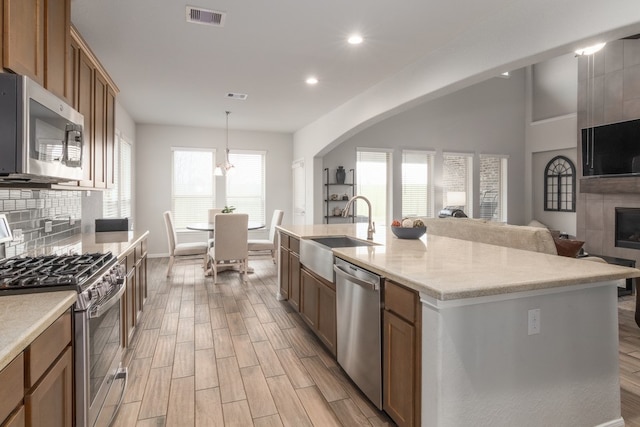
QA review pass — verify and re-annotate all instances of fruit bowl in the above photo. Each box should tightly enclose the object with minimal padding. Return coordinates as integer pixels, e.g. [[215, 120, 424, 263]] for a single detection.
[[391, 226, 426, 239]]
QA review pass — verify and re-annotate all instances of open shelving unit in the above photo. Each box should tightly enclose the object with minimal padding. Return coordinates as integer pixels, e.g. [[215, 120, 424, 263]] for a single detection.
[[324, 167, 356, 223]]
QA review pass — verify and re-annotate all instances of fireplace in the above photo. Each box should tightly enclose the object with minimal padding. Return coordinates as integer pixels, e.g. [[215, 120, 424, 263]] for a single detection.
[[615, 208, 640, 250]]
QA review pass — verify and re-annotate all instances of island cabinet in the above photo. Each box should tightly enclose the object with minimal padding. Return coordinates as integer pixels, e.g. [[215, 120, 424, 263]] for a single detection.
[[278, 232, 301, 309], [0, 310, 73, 427], [119, 236, 149, 347], [383, 280, 421, 427], [300, 267, 337, 356], [3, 0, 72, 103]]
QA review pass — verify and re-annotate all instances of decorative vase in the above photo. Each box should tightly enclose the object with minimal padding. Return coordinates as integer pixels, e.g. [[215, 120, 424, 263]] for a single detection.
[[336, 166, 346, 184]]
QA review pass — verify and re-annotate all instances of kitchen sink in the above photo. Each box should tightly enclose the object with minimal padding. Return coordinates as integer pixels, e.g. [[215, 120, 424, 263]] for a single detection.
[[309, 236, 378, 248], [300, 236, 378, 282]]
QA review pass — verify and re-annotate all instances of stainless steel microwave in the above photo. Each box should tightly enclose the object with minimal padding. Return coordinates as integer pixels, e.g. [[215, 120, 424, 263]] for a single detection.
[[0, 74, 84, 183]]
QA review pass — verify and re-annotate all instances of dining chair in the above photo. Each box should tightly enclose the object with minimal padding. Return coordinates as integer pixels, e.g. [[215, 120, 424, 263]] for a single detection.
[[163, 211, 209, 276], [209, 213, 249, 283], [207, 208, 224, 248], [248, 209, 284, 263]]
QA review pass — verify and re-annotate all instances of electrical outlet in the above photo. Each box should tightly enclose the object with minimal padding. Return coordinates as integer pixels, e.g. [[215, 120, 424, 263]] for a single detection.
[[44, 220, 52, 233], [528, 308, 540, 335], [69, 217, 75, 226], [12, 229, 23, 243]]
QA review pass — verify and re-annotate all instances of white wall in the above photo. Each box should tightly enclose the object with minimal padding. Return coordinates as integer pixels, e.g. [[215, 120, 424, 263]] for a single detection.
[[322, 69, 528, 225], [532, 148, 577, 235], [524, 54, 579, 232], [135, 124, 293, 256]]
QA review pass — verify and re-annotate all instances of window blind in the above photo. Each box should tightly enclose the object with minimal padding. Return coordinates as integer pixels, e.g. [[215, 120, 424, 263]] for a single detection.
[[226, 151, 266, 225], [402, 150, 434, 217], [356, 149, 390, 226], [172, 148, 215, 229]]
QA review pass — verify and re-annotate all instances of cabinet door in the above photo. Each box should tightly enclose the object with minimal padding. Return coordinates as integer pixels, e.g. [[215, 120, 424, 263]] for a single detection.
[[383, 311, 416, 427], [44, 0, 70, 102], [3, 405, 25, 427], [4, 0, 44, 83], [125, 265, 136, 345], [93, 71, 107, 188], [105, 86, 116, 188], [25, 346, 73, 427], [289, 252, 300, 311], [317, 280, 336, 356], [279, 247, 290, 299], [0, 353, 23, 424], [135, 257, 147, 322], [300, 269, 318, 328], [77, 50, 94, 187]]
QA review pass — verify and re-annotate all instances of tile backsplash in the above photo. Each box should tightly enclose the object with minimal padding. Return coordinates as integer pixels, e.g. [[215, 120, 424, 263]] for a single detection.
[[0, 189, 82, 258]]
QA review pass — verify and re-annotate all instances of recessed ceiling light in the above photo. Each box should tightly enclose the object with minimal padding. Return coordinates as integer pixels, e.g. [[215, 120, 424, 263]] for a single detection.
[[306, 77, 318, 85], [348, 34, 363, 45]]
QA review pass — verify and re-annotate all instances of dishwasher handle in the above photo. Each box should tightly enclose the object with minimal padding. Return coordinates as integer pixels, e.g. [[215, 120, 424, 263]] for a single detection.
[[334, 264, 380, 291]]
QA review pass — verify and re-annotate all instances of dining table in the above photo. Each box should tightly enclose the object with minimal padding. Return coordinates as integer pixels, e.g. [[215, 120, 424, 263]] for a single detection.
[[186, 221, 265, 275], [186, 221, 265, 232]]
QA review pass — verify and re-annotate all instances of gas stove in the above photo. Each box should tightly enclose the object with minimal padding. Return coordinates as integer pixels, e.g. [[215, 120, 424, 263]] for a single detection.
[[0, 252, 115, 295]]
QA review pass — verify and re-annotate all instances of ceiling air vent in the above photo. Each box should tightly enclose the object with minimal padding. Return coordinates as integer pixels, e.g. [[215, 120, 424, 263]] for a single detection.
[[226, 92, 248, 100], [186, 6, 226, 27]]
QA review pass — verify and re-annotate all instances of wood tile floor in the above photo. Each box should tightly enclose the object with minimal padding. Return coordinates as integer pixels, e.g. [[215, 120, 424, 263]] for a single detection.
[[111, 256, 640, 426], [110, 256, 394, 426]]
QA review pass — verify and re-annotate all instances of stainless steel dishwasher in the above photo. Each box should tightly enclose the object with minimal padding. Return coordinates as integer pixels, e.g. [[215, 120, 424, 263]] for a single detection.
[[333, 257, 384, 409]]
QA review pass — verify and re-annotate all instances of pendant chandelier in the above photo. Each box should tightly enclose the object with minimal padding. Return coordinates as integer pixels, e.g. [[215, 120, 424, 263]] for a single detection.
[[214, 111, 234, 176]]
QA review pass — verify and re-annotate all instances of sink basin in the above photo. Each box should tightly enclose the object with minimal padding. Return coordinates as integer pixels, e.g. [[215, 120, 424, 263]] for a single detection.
[[300, 236, 378, 283], [310, 236, 378, 248]]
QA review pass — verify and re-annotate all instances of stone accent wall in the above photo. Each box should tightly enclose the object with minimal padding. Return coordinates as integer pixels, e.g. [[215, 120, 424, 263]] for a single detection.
[[0, 189, 82, 258], [577, 38, 640, 266]]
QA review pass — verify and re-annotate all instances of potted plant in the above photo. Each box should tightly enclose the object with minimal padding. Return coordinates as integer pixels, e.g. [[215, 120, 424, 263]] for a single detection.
[[222, 206, 236, 213]]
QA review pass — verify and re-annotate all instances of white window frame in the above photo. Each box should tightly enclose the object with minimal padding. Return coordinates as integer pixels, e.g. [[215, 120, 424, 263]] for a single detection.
[[171, 147, 216, 230], [226, 150, 266, 225], [401, 150, 435, 218], [356, 148, 392, 227], [442, 152, 474, 217], [479, 153, 509, 222], [103, 132, 132, 219]]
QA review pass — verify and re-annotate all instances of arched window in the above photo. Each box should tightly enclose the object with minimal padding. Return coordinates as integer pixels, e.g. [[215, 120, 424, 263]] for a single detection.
[[544, 156, 576, 212]]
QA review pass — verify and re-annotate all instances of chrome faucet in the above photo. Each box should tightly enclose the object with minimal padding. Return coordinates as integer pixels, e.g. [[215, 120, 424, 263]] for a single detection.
[[342, 195, 375, 240]]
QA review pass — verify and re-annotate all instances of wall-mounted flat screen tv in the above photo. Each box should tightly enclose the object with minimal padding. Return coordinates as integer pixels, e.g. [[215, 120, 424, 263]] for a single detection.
[[582, 118, 640, 177]]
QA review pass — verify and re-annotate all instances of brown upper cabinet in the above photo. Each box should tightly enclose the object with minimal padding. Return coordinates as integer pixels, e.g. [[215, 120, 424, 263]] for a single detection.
[[4, 0, 71, 103], [4, 0, 44, 84], [44, 0, 71, 102]]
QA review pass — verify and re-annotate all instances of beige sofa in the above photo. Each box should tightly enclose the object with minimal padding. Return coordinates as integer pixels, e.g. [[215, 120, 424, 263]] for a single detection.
[[418, 217, 603, 261]]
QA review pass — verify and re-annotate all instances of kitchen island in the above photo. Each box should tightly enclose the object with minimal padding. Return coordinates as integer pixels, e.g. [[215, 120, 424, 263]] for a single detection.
[[277, 223, 640, 427]]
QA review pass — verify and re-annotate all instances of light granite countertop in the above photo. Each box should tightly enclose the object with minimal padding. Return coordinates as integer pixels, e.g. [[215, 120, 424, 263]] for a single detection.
[[0, 291, 76, 371], [30, 230, 149, 261], [277, 223, 640, 300]]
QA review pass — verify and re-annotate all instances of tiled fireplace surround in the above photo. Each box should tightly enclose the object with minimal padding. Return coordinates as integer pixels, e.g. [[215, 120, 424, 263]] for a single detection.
[[576, 38, 640, 267], [578, 194, 640, 267]]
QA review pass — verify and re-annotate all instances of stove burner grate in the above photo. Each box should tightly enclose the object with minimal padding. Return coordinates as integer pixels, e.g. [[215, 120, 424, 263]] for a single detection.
[[0, 252, 114, 294]]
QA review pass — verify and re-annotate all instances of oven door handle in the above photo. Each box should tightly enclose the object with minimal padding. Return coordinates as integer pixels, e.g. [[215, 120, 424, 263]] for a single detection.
[[90, 283, 126, 319]]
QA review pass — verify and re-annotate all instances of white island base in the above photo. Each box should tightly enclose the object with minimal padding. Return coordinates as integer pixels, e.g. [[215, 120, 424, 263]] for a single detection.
[[420, 280, 623, 427]]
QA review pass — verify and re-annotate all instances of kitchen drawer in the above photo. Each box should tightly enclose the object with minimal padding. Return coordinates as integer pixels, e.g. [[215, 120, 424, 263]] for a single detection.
[[385, 280, 418, 323], [0, 354, 24, 423], [25, 311, 71, 387], [289, 237, 300, 254]]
